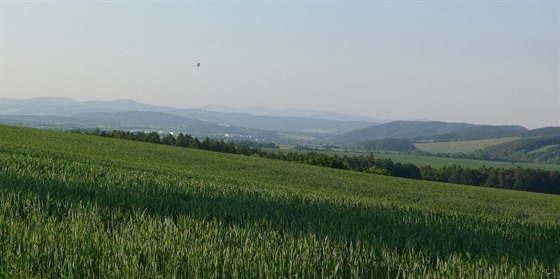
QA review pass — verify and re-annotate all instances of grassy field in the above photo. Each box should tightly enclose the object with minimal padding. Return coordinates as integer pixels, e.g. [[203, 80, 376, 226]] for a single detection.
[[1, 125, 559, 277], [414, 137, 521, 154]]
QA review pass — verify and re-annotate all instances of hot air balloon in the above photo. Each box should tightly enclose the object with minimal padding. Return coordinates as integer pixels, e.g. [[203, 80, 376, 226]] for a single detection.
[[197, 63, 201, 68]]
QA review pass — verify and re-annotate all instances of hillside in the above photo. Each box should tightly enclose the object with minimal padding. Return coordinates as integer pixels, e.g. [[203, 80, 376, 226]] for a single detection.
[[1, 125, 559, 277], [470, 136, 560, 164], [411, 126, 560, 164], [417, 125, 527, 142], [523, 126, 560, 137], [331, 121, 531, 146], [331, 121, 477, 145]]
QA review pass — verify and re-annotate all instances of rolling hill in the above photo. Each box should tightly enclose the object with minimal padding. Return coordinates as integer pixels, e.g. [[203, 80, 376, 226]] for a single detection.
[[411, 127, 560, 164], [470, 136, 560, 164], [523, 126, 560, 137], [331, 121, 530, 146], [1, 124, 559, 277], [417, 125, 527, 142], [330, 121, 477, 145]]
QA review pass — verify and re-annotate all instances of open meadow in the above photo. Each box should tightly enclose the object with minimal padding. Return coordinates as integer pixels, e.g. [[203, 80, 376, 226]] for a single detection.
[[413, 137, 521, 154], [1, 125, 559, 277]]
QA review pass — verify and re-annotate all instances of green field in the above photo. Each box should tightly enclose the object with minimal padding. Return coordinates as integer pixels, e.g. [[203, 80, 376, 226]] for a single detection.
[[370, 152, 560, 171], [414, 137, 521, 154], [1, 125, 559, 277]]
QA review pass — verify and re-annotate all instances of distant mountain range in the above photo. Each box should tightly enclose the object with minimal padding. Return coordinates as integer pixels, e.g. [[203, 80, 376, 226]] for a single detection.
[[5, 97, 556, 148], [194, 105, 382, 122], [0, 97, 379, 139], [1, 97, 173, 116]]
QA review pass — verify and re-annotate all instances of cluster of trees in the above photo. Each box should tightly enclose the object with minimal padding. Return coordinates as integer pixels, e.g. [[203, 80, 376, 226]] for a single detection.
[[93, 129, 276, 156], [271, 153, 422, 179], [287, 153, 559, 194], [90, 129, 560, 195], [420, 165, 560, 194]]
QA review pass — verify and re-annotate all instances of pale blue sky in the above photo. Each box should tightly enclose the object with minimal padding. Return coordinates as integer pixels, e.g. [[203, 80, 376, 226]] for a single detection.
[[1, 1, 558, 128]]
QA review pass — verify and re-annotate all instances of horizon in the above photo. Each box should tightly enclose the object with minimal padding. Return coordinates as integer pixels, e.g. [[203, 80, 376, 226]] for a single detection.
[[1, 1, 559, 129], [2, 95, 557, 130]]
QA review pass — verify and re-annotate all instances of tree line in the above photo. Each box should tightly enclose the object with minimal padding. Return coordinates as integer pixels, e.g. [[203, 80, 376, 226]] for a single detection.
[[89, 129, 560, 195], [419, 165, 559, 194]]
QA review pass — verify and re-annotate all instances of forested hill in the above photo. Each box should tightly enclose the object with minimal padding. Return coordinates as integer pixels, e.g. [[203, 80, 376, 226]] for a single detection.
[[523, 127, 560, 137], [330, 121, 535, 146], [416, 125, 527, 142], [331, 121, 477, 145]]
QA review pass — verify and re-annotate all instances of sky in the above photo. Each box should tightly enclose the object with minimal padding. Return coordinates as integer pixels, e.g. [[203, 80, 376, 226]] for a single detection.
[[1, 0, 559, 129]]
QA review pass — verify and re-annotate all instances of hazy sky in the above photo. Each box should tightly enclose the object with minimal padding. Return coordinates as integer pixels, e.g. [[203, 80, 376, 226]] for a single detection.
[[1, 1, 559, 128]]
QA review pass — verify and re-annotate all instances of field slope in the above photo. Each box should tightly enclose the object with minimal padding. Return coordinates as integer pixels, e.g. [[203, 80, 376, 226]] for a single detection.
[[1, 125, 559, 277]]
